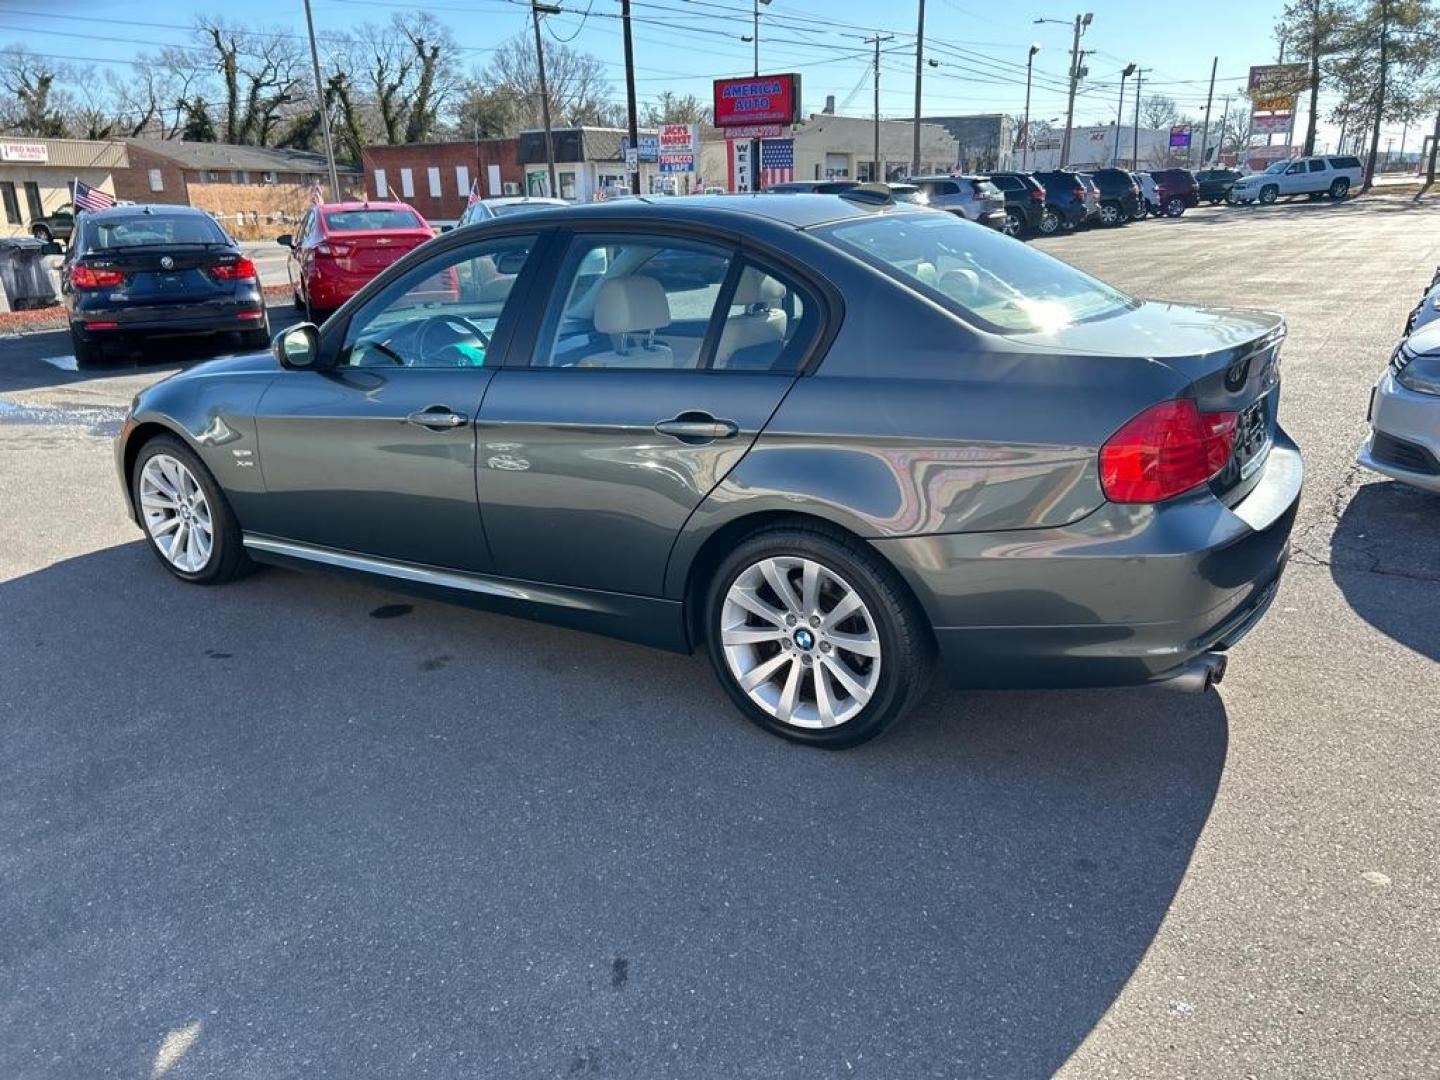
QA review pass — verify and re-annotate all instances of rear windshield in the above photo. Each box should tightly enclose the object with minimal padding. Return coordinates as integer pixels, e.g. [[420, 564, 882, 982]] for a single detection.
[[490, 201, 566, 218], [818, 211, 1133, 334], [323, 208, 423, 231], [86, 214, 227, 249]]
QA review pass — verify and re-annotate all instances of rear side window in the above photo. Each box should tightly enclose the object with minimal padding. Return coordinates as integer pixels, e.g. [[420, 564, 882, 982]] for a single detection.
[[972, 179, 1001, 197], [820, 211, 1134, 334], [991, 175, 1022, 192], [1329, 156, 1362, 170], [324, 209, 423, 231], [1308, 160, 1328, 172], [86, 214, 227, 249], [917, 180, 959, 197]]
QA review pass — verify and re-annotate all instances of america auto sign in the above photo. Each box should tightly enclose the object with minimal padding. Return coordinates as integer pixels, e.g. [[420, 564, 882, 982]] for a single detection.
[[712, 74, 802, 128]]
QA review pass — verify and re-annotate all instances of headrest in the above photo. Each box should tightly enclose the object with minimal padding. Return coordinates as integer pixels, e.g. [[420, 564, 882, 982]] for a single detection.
[[732, 268, 785, 307], [594, 275, 670, 335]]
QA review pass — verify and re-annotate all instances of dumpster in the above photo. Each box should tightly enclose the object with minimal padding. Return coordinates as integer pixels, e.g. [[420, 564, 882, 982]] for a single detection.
[[0, 236, 60, 311]]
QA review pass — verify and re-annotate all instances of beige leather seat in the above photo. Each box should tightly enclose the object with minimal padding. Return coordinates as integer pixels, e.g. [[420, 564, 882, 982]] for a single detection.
[[577, 275, 679, 368], [715, 268, 787, 368]]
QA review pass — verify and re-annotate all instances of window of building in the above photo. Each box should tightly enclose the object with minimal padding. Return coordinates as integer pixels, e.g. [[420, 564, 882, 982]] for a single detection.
[[427, 166, 441, 198], [148, 168, 164, 192], [0, 182, 19, 225], [22, 182, 44, 221], [400, 168, 415, 198], [262, 171, 277, 184], [455, 165, 470, 197], [374, 168, 387, 199]]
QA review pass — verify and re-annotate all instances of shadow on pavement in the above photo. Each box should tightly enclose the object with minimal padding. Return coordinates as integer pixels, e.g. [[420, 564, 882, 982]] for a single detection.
[[0, 541, 1230, 1079], [1330, 479, 1440, 662]]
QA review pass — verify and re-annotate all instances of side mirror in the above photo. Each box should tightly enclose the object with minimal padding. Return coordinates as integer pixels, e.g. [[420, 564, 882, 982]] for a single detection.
[[40, 241, 62, 257], [275, 234, 293, 248], [273, 323, 321, 370]]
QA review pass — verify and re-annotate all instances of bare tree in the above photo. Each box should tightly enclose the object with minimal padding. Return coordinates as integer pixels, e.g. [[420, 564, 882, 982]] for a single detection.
[[0, 46, 69, 136], [640, 91, 709, 126], [1140, 95, 1180, 129], [197, 19, 306, 146], [481, 33, 614, 131]]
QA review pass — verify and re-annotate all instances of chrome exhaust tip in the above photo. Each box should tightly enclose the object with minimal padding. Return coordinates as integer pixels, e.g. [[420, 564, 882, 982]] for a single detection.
[[1156, 652, 1228, 693]]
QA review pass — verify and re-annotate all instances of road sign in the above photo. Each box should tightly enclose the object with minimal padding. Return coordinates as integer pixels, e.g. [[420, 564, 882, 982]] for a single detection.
[[1251, 113, 1294, 135]]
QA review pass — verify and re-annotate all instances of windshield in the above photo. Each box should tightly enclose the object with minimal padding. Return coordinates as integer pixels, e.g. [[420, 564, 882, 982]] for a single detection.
[[87, 214, 227, 249], [324, 209, 423, 231], [1264, 161, 1290, 174], [490, 201, 566, 218], [818, 211, 1134, 333]]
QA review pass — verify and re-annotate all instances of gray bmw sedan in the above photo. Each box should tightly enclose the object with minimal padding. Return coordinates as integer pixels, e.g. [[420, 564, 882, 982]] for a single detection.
[[115, 193, 1301, 747]]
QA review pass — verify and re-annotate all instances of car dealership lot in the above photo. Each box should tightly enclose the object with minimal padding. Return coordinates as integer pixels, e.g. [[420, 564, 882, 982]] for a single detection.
[[1, 199, 1436, 1078]]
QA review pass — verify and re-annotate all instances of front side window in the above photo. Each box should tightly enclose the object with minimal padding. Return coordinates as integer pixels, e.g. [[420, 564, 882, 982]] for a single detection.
[[1286, 163, 1305, 175], [532, 236, 735, 370], [819, 211, 1133, 334], [340, 234, 536, 369]]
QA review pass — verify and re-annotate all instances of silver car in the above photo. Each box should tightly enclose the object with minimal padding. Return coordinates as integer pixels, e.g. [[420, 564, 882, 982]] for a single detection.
[[1359, 316, 1440, 494], [458, 196, 568, 226], [1405, 266, 1440, 334], [906, 174, 1008, 231]]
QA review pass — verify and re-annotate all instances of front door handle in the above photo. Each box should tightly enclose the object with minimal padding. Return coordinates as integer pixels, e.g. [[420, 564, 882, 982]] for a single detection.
[[654, 414, 740, 441], [405, 407, 469, 430]]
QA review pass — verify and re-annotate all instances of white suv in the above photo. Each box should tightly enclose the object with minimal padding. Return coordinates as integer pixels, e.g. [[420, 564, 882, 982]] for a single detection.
[[1228, 155, 1364, 205]]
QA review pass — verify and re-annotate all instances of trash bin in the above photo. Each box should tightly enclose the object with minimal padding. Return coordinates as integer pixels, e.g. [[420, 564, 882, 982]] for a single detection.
[[0, 236, 59, 311]]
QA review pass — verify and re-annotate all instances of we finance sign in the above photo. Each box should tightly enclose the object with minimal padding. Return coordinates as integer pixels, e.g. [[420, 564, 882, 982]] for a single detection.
[[713, 74, 801, 128]]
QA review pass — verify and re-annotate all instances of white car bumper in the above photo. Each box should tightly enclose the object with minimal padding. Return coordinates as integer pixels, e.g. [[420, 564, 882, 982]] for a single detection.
[[1358, 370, 1440, 493]]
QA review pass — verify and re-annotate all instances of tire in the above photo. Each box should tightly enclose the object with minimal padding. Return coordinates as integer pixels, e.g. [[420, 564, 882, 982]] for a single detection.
[[240, 327, 270, 350], [1330, 178, 1350, 200], [1133, 202, 1149, 221], [703, 525, 935, 749], [70, 327, 104, 369], [1166, 197, 1186, 217], [1037, 208, 1061, 235], [131, 434, 251, 585], [1209, 198, 1222, 206], [30, 224, 51, 243], [292, 287, 304, 310], [1002, 208, 1024, 237], [1259, 184, 1279, 205], [1098, 201, 1122, 226]]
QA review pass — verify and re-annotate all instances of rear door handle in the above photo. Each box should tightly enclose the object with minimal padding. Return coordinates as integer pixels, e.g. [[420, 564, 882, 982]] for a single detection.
[[654, 414, 740, 441], [405, 407, 469, 430]]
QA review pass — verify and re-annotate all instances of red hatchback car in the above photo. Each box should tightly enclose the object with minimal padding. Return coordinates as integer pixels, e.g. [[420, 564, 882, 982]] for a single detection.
[[280, 201, 441, 321]]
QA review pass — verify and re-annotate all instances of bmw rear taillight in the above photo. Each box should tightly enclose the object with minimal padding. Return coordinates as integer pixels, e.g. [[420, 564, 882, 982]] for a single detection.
[[1099, 399, 1239, 503], [72, 264, 124, 289], [212, 257, 257, 281]]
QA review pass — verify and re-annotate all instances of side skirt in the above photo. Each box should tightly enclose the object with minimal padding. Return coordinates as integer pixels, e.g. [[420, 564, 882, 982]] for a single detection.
[[242, 534, 691, 653]]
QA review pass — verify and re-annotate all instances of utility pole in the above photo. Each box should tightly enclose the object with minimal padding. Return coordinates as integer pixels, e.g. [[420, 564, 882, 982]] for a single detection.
[[1113, 63, 1135, 166], [1132, 66, 1147, 170], [531, 1, 560, 199], [302, 0, 341, 202], [1022, 44, 1039, 169], [1216, 95, 1231, 164], [749, 0, 771, 193], [911, 0, 926, 174], [1426, 105, 1439, 186], [867, 34, 896, 181], [1197, 55, 1217, 167], [622, 0, 641, 195], [1058, 12, 1093, 167]]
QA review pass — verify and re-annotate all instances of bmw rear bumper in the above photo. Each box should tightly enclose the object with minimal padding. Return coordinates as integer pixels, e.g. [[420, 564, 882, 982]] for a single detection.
[[70, 296, 267, 341], [876, 430, 1304, 690]]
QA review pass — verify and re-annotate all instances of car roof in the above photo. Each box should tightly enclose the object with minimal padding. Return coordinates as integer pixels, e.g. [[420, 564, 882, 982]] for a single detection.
[[83, 203, 214, 220], [483, 196, 567, 206], [317, 201, 417, 213], [504, 193, 908, 231]]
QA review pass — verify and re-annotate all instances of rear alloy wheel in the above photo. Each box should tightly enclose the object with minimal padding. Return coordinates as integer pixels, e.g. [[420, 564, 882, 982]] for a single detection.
[[1166, 196, 1186, 217], [705, 528, 933, 748], [1330, 178, 1350, 200], [1259, 184, 1279, 205], [1133, 202, 1149, 221], [1037, 208, 1061, 235], [1098, 201, 1121, 226], [132, 435, 250, 585], [1002, 208, 1024, 237]]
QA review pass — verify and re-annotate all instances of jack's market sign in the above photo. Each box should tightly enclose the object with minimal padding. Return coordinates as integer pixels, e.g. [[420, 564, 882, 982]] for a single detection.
[[713, 74, 801, 128]]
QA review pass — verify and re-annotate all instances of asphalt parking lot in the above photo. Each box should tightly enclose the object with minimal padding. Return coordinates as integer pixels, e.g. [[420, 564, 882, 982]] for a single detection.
[[1, 197, 1437, 1078]]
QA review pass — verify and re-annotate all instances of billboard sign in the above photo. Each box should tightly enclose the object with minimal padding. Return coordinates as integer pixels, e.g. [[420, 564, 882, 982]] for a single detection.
[[0, 141, 48, 163], [1250, 113, 1294, 135], [1248, 63, 1309, 96], [658, 151, 695, 174], [713, 74, 801, 128], [659, 124, 697, 153], [620, 133, 660, 162], [721, 123, 785, 141], [1169, 124, 1192, 148]]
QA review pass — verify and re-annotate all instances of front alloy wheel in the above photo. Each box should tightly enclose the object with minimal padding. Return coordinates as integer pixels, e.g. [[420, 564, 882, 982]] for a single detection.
[[1037, 209, 1061, 235], [705, 528, 933, 747], [1002, 208, 1024, 237], [1259, 185, 1279, 205], [1166, 196, 1186, 217], [132, 435, 250, 584]]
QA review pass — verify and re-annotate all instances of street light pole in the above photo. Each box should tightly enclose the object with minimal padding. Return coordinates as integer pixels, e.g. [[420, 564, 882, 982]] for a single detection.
[[530, 1, 560, 199], [302, 0, 340, 202], [911, 0, 926, 175], [1022, 44, 1039, 170], [1059, 13, 1092, 167], [1197, 55, 1217, 167], [1132, 66, 1147, 170], [1113, 62, 1135, 166]]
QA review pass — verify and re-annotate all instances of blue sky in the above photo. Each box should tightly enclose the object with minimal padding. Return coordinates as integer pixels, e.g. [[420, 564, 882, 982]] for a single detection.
[[5, 0, 1406, 151]]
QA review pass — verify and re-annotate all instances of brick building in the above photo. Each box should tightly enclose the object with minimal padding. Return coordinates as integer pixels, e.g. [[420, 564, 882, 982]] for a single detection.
[[113, 140, 362, 238], [361, 140, 522, 223]]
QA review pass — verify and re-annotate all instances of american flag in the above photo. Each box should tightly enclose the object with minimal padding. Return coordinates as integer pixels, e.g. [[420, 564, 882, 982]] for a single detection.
[[307, 179, 324, 207], [759, 139, 794, 187], [73, 180, 115, 213], [466, 178, 481, 205]]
